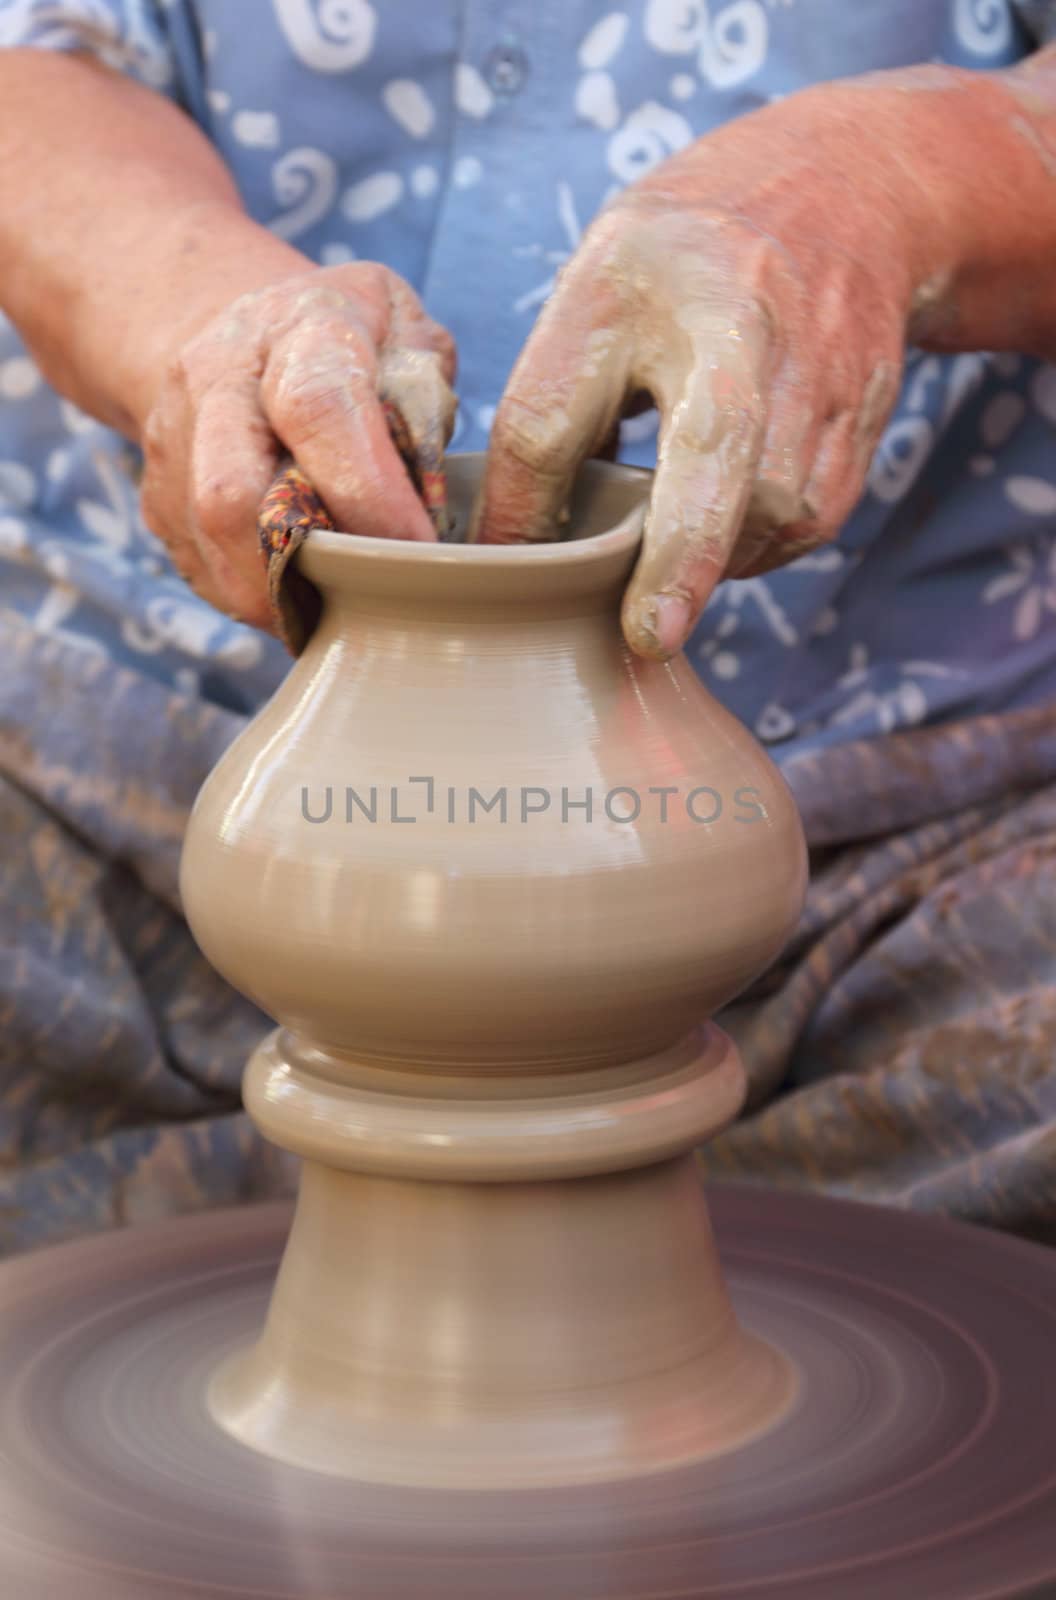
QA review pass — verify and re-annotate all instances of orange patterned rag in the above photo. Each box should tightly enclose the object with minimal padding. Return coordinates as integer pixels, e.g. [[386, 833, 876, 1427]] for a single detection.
[[257, 399, 449, 654]]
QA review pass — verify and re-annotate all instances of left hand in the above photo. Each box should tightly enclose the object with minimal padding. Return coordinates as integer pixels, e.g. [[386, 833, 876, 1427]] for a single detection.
[[474, 79, 936, 659]]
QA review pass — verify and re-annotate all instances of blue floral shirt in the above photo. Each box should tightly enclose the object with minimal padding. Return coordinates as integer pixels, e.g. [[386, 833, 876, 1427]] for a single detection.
[[1, 0, 1055, 755]]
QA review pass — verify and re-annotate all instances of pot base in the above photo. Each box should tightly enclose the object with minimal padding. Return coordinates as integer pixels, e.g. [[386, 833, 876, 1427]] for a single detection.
[[208, 1279, 794, 1490], [206, 1162, 796, 1488], [208, 1024, 795, 1487]]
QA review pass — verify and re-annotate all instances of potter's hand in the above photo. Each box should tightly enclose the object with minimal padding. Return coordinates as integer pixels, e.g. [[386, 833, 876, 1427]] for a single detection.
[[475, 92, 917, 658], [141, 263, 456, 629], [477, 56, 1056, 659]]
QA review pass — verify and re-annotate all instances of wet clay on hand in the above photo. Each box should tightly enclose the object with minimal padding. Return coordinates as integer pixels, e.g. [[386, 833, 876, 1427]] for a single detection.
[[475, 45, 1056, 661], [139, 262, 456, 629]]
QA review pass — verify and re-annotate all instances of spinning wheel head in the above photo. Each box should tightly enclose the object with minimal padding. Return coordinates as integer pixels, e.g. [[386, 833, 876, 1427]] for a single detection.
[[0, 1189, 1053, 1599]]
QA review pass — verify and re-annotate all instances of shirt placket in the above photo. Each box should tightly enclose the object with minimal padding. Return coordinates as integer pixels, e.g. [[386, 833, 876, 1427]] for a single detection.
[[422, 0, 580, 449]]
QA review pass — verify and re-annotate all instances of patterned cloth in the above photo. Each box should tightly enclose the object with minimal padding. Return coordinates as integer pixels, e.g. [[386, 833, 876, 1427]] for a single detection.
[[1, 614, 1055, 1253], [258, 463, 331, 653], [703, 703, 1056, 1246]]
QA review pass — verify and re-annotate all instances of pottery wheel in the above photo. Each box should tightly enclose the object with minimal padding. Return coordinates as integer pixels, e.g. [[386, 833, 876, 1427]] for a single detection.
[[1, 1186, 1053, 1600]]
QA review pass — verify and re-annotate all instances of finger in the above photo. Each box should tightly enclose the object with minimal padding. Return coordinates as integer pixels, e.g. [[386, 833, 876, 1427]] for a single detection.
[[472, 278, 628, 545], [377, 277, 458, 499], [378, 345, 458, 470], [736, 353, 899, 579], [139, 394, 185, 552], [323, 262, 458, 394], [189, 381, 283, 630], [140, 397, 228, 612], [144, 484, 246, 622], [622, 319, 769, 660], [383, 272, 459, 388], [142, 487, 218, 610], [261, 317, 436, 542], [723, 355, 826, 578], [750, 411, 864, 573]]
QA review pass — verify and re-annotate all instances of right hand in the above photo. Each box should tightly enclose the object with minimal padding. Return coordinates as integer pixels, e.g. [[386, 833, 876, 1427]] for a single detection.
[[139, 262, 457, 629]]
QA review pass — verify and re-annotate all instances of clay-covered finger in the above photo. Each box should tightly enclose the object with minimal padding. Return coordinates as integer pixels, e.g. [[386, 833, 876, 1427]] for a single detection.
[[260, 317, 437, 542], [378, 345, 458, 471], [721, 356, 824, 578], [472, 279, 628, 545], [622, 321, 769, 660], [383, 272, 459, 389], [781, 408, 871, 559], [188, 381, 283, 628], [732, 355, 901, 578]]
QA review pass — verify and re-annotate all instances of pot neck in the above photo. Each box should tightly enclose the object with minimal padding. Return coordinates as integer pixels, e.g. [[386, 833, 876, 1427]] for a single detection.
[[294, 455, 650, 624]]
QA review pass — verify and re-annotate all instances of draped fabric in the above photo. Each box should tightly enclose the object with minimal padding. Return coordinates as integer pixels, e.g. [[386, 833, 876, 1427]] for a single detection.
[[2, 1, 1056, 754], [704, 703, 1056, 1244]]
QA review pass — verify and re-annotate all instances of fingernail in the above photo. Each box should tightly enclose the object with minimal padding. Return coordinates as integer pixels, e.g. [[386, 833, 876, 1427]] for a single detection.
[[626, 595, 691, 659], [652, 595, 694, 656]]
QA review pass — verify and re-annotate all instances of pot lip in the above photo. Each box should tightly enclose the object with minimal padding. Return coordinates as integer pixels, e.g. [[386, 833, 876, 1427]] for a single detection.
[[296, 456, 651, 592], [303, 514, 642, 568]]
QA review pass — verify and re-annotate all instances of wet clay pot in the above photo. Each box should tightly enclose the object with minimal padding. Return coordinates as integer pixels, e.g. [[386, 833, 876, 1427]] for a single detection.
[[180, 454, 808, 1488]]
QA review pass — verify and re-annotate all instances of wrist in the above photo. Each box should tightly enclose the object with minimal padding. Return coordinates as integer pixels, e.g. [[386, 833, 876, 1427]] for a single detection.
[[823, 58, 1056, 355], [799, 70, 984, 323], [93, 201, 311, 438]]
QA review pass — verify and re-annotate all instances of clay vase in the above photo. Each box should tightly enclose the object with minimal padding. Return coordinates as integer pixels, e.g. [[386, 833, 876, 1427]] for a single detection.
[[180, 454, 808, 1488]]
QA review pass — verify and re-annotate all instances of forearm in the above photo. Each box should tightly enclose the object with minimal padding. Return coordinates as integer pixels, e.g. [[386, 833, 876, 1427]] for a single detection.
[[835, 47, 1056, 358], [0, 50, 308, 439]]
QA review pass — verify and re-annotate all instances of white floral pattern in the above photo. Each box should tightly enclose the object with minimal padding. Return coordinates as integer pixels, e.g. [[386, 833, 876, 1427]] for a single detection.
[[983, 536, 1056, 639], [607, 99, 693, 181], [513, 182, 583, 314], [828, 646, 964, 734], [271, 0, 376, 73], [644, 0, 768, 88], [953, 0, 1014, 53], [268, 146, 339, 238]]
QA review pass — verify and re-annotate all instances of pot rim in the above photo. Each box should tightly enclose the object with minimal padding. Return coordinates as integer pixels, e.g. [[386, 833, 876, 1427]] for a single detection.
[[295, 455, 652, 606]]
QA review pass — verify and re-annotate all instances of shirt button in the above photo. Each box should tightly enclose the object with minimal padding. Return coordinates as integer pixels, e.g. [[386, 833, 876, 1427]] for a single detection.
[[484, 43, 529, 95]]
